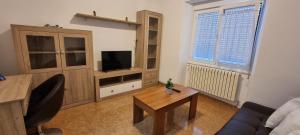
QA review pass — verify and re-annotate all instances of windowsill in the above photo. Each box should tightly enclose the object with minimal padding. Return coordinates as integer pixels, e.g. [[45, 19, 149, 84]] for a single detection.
[[187, 61, 251, 77]]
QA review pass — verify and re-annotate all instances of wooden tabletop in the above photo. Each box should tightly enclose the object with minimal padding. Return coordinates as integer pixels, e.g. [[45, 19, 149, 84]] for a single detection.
[[0, 74, 32, 104], [133, 85, 199, 111]]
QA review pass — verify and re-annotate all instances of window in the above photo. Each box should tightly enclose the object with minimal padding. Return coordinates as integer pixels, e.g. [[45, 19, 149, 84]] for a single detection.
[[193, 11, 219, 62], [192, 2, 262, 73]]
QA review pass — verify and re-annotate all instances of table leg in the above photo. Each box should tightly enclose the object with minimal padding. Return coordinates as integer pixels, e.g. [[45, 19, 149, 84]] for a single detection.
[[189, 94, 198, 120], [133, 103, 144, 124], [153, 110, 165, 135]]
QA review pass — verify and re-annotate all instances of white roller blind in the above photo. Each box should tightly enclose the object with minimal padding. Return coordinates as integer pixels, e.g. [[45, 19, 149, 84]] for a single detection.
[[193, 11, 220, 62], [218, 6, 257, 70]]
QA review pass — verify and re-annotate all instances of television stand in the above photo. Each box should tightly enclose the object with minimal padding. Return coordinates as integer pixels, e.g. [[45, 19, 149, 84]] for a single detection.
[[94, 67, 143, 101]]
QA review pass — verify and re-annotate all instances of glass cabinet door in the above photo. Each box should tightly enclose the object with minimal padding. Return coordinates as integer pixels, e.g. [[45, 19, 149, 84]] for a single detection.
[[146, 16, 160, 70], [59, 34, 90, 69], [20, 31, 62, 72]]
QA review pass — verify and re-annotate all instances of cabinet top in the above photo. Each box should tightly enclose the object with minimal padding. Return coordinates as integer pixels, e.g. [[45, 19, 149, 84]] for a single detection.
[[11, 24, 92, 34], [0, 74, 32, 104]]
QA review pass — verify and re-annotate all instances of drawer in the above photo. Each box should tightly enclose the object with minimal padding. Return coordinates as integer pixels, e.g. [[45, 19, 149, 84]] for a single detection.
[[144, 71, 158, 80], [100, 80, 142, 98], [122, 80, 142, 92], [143, 79, 158, 87]]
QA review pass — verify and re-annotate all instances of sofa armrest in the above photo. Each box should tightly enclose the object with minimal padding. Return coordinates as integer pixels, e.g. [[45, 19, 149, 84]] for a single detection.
[[242, 102, 275, 116]]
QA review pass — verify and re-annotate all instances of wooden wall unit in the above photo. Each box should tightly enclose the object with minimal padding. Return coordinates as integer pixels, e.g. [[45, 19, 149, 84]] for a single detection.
[[136, 10, 163, 87], [11, 24, 95, 108]]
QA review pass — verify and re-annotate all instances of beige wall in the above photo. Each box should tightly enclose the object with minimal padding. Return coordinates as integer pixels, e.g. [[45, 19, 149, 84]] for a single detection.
[[0, 0, 161, 75], [246, 0, 300, 108], [159, 0, 193, 84]]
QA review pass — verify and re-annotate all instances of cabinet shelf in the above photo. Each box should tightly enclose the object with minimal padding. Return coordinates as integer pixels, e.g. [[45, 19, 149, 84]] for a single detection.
[[95, 68, 143, 87], [65, 51, 86, 53], [149, 27, 158, 31], [29, 51, 56, 54], [148, 41, 157, 45], [75, 13, 141, 26]]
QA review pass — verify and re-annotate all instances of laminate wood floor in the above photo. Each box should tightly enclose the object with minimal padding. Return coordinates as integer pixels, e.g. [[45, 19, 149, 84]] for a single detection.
[[45, 85, 238, 135]]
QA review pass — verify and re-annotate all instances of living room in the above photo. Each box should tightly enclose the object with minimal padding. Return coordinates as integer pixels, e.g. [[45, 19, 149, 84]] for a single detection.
[[0, 0, 299, 135]]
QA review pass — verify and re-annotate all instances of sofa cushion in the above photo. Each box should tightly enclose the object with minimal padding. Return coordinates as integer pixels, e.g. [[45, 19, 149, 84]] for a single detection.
[[266, 97, 300, 128], [216, 102, 275, 135], [217, 120, 256, 135], [270, 108, 300, 135], [256, 125, 272, 135], [232, 108, 265, 128]]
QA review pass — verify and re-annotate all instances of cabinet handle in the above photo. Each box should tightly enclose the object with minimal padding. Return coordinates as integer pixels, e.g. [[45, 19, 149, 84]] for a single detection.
[[111, 90, 114, 93]]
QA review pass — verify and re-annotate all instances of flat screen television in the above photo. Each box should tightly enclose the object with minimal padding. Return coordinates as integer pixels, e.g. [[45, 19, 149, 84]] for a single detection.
[[101, 51, 132, 72]]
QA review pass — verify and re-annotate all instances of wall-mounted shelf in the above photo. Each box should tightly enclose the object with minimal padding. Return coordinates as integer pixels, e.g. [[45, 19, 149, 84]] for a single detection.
[[75, 13, 141, 26]]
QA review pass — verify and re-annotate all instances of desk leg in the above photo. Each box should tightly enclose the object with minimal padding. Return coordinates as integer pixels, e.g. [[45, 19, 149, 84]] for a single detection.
[[153, 110, 165, 135], [133, 103, 144, 124], [189, 95, 198, 120]]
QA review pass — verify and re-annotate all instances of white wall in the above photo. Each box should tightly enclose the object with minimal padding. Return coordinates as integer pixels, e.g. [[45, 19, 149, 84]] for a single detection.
[[159, 0, 193, 84], [0, 0, 161, 75], [246, 0, 300, 108]]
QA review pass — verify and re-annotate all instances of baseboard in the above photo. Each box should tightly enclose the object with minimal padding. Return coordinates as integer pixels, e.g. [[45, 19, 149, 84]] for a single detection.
[[61, 99, 94, 110]]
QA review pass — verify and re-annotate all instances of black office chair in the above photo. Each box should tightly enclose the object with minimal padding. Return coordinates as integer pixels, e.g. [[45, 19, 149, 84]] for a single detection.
[[24, 74, 65, 135]]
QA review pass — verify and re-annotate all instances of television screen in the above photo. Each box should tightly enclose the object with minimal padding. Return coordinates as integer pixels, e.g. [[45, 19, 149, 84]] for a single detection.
[[101, 51, 132, 72]]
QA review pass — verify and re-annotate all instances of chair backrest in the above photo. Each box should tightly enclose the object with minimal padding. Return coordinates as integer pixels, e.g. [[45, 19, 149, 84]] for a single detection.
[[25, 74, 65, 128]]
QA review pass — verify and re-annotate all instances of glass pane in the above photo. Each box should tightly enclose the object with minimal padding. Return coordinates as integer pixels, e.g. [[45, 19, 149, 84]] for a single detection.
[[26, 35, 55, 52], [218, 6, 256, 68], [193, 11, 220, 61], [148, 31, 157, 44], [147, 17, 158, 70], [29, 53, 57, 69], [64, 37, 85, 51], [149, 17, 158, 30], [65, 53, 86, 66], [147, 58, 156, 69], [148, 45, 157, 58]]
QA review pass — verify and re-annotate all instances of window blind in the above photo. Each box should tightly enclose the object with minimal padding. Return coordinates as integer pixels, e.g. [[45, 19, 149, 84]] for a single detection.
[[218, 6, 257, 70], [193, 11, 220, 62], [192, 3, 261, 72]]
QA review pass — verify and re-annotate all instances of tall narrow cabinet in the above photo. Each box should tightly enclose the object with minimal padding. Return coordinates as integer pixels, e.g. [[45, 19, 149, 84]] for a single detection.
[[11, 25, 94, 108], [136, 10, 163, 87]]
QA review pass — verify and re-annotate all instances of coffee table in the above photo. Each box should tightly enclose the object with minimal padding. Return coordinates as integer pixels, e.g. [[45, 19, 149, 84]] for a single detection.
[[133, 85, 199, 135]]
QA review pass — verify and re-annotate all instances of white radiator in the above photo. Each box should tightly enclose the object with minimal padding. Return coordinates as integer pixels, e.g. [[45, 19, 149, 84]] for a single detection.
[[186, 63, 240, 102]]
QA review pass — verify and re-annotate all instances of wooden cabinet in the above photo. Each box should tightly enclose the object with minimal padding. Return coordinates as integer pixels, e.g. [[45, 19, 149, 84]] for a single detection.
[[136, 11, 162, 87], [11, 25, 94, 108]]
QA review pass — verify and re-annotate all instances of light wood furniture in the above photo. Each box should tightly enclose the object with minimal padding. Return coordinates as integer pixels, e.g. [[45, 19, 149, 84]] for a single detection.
[[11, 24, 94, 108], [133, 85, 199, 135], [94, 68, 143, 101], [75, 13, 141, 26], [0, 74, 32, 135], [136, 10, 163, 87]]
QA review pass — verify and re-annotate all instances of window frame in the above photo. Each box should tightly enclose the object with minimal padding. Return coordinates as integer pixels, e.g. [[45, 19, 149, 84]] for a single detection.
[[189, 0, 261, 74]]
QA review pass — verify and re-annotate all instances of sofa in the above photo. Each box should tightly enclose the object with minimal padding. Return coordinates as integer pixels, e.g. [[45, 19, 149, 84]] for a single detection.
[[216, 102, 275, 135]]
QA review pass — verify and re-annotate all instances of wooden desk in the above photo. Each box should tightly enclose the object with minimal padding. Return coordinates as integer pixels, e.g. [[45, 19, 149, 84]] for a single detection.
[[0, 74, 32, 135], [133, 85, 199, 135]]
